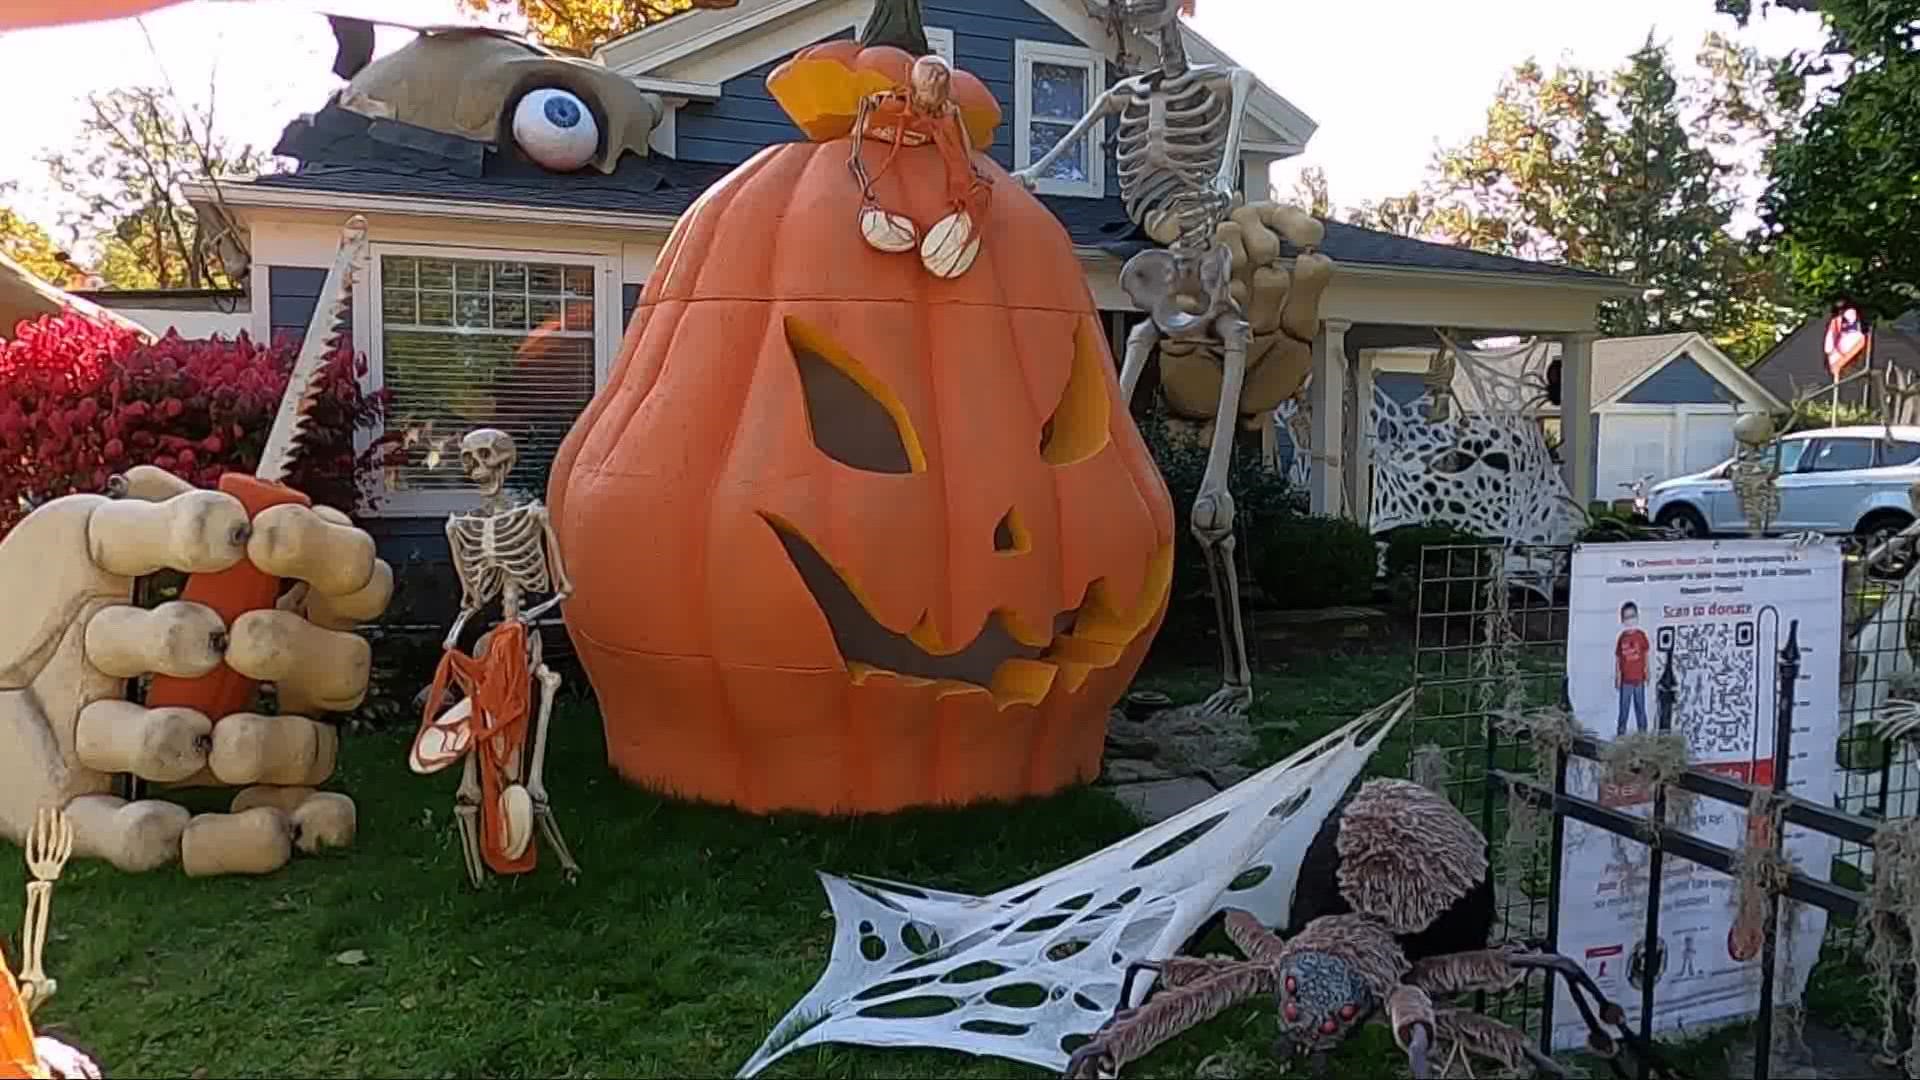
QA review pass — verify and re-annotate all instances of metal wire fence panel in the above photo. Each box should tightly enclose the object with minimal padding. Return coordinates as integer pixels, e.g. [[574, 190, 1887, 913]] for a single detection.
[[1409, 541, 1573, 1034], [1408, 532, 1912, 1060]]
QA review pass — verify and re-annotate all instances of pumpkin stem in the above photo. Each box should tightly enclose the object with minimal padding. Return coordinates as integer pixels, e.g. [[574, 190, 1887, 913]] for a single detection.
[[860, 0, 930, 56]]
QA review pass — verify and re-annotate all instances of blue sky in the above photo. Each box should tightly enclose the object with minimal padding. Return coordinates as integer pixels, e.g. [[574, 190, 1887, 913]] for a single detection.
[[0, 0, 1827, 249]]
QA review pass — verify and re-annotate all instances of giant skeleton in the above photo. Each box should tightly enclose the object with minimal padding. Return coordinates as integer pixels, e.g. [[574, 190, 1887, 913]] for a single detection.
[[410, 429, 580, 888], [1013, 0, 1324, 717]]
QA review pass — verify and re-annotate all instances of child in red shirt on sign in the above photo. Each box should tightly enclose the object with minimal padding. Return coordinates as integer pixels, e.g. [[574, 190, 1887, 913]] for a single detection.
[[1615, 602, 1651, 736]]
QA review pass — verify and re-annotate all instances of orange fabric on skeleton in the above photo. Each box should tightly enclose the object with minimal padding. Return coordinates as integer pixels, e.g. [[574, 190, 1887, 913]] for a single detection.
[[0, 950, 44, 1080], [855, 82, 990, 230], [418, 622, 536, 876]]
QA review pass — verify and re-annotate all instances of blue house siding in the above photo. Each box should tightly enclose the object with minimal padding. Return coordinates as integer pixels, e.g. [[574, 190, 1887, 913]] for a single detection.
[[1619, 354, 1737, 406], [676, 0, 1100, 177]]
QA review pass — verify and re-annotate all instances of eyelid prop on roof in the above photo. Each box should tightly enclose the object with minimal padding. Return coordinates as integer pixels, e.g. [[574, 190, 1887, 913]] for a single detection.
[[735, 692, 1410, 1078], [319, 14, 666, 174]]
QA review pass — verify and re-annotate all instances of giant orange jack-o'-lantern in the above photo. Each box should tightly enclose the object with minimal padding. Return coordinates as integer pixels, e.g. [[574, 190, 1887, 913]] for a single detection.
[[547, 28, 1174, 816]]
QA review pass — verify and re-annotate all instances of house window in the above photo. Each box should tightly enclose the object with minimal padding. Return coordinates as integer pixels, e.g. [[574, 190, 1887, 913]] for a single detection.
[[371, 249, 608, 512], [1014, 40, 1105, 198], [925, 26, 954, 64]]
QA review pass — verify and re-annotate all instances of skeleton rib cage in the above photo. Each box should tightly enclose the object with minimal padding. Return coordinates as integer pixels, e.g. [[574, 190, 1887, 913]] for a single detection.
[[1113, 71, 1232, 255], [448, 502, 556, 616]]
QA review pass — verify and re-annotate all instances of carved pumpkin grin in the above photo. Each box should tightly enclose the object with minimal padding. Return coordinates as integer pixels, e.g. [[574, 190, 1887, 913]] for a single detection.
[[765, 513, 1173, 708]]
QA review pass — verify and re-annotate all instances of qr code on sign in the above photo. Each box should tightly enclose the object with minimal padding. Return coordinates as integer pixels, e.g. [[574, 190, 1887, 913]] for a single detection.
[[1656, 621, 1758, 757]]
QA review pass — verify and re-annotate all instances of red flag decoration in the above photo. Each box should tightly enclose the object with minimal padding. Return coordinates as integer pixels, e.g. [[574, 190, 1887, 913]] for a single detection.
[[1826, 306, 1870, 378]]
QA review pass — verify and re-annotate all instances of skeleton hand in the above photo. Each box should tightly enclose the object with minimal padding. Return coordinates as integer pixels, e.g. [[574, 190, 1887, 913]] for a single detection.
[[0, 469, 390, 875]]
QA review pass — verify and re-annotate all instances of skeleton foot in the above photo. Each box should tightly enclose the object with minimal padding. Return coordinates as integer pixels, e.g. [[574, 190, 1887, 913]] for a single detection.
[[859, 207, 918, 253], [920, 210, 980, 278], [499, 784, 534, 861]]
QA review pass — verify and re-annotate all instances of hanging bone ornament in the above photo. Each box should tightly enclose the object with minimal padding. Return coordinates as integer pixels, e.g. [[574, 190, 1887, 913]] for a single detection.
[[411, 428, 579, 888], [1013, 1, 1332, 720], [2, 807, 102, 1080]]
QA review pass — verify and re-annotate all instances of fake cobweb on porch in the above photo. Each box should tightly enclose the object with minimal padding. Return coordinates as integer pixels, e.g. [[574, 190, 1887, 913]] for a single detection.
[[1368, 336, 1582, 597], [735, 692, 1412, 1078]]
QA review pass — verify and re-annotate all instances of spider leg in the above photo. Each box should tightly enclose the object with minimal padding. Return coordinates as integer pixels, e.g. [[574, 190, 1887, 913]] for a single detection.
[[1064, 963, 1275, 1079], [1433, 1007, 1567, 1078], [1407, 949, 1686, 1080]]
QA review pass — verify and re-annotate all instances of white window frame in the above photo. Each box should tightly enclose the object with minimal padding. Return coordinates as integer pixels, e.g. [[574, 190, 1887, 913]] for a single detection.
[[924, 26, 954, 63], [358, 242, 619, 518], [1014, 39, 1105, 199]]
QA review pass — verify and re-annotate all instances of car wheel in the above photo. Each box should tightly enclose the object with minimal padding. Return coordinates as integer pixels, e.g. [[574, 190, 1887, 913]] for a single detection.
[[1858, 511, 1916, 577], [1655, 504, 1709, 539]]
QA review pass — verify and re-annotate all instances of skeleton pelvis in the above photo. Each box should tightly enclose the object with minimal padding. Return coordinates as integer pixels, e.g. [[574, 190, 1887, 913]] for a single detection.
[[1122, 247, 1234, 335]]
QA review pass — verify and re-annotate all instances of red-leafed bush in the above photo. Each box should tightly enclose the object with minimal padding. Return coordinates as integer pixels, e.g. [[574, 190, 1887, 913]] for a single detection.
[[0, 310, 391, 536]]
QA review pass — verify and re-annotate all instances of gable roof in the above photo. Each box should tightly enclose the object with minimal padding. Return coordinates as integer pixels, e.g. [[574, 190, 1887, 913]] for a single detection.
[[593, 0, 1316, 154], [1581, 331, 1784, 411], [1748, 308, 1920, 405]]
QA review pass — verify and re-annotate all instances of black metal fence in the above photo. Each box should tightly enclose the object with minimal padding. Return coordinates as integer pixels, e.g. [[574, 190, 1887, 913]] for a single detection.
[[1405, 537, 1916, 1079]]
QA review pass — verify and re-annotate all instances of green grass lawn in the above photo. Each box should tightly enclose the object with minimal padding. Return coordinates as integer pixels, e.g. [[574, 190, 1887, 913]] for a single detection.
[[0, 645, 1863, 1078]]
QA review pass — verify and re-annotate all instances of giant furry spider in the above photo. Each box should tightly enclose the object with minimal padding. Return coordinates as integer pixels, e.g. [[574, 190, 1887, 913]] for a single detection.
[[1064, 779, 1682, 1079]]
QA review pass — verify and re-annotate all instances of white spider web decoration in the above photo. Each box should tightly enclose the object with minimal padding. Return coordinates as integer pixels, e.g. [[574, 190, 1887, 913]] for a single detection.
[[736, 691, 1412, 1078], [1369, 337, 1581, 548]]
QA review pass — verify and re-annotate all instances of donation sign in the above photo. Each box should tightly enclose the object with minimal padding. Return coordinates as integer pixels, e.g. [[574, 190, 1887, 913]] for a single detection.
[[1548, 539, 1842, 1051]]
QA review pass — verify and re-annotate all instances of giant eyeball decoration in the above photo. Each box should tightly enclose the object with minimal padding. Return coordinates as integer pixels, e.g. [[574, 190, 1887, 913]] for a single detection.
[[547, 100, 1175, 817], [512, 88, 599, 172]]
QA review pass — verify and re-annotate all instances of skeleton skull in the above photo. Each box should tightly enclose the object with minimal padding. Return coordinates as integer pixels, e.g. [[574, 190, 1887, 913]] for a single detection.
[[460, 429, 518, 496], [907, 53, 954, 115]]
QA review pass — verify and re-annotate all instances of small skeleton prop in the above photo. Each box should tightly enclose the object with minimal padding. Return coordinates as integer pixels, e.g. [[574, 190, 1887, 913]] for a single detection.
[[1729, 411, 1783, 537], [1, 807, 98, 1080], [410, 429, 580, 887], [1014, 0, 1266, 718], [850, 52, 993, 278]]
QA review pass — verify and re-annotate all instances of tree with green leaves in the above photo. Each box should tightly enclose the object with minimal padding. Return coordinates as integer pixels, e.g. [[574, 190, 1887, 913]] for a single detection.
[[0, 185, 73, 285], [1320, 37, 1793, 359], [1721, 0, 1920, 320], [41, 86, 262, 291]]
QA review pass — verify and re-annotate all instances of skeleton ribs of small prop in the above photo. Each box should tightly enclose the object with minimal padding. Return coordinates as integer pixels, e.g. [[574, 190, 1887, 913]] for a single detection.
[[410, 429, 580, 888], [3, 807, 100, 1080]]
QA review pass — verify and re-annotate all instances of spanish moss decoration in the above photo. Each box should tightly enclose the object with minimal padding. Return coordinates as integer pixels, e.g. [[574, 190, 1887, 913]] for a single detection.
[[1409, 742, 1452, 795], [1728, 788, 1806, 1056], [1868, 816, 1920, 1074], [1600, 732, 1698, 845]]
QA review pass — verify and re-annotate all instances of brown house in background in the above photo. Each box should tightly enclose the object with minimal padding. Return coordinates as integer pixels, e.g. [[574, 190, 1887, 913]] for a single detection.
[[1747, 309, 1920, 410]]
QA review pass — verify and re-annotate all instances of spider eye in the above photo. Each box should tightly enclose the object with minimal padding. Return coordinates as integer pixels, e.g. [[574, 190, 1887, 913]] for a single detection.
[[1320, 1019, 1338, 1035], [1282, 1003, 1299, 1022], [1340, 1004, 1358, 1021], [1283, 975, 1296, 994]]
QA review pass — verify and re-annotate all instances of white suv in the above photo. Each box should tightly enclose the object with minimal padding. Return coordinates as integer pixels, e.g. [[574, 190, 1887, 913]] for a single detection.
[[1647, 425, 1920, 540]]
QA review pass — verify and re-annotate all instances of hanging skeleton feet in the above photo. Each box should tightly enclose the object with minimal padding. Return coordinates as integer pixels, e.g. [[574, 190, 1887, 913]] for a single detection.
[[411, 429, 580, 888], [1015, 0, 1332, 718]]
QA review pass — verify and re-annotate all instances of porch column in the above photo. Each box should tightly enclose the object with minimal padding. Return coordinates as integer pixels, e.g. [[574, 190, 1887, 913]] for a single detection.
[[1346, 346, 1377, 526], [1309, 319, 1351, 516], [1559, 331, 1597, 509]]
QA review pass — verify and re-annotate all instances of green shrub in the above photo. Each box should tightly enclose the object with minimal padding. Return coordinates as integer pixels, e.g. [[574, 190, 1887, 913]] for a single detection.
[[1379, 523, 1494, 616], [1252, 514, 1377, 610], [1139, 415, 1302, 602]]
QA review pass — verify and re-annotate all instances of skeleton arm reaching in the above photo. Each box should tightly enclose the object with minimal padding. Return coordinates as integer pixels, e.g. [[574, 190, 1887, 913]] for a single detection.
[[1213, 67, 1255, 200], [1009, 89, 1119, 190]]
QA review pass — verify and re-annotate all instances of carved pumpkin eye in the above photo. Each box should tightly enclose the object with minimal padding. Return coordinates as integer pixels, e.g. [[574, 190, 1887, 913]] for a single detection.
[[788, 317, 926, 474], [1039, 321, 1112, 466]]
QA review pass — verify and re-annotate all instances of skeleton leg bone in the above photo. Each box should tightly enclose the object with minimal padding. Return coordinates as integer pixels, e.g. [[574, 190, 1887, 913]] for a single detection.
[[1119, 319, 1160, 404], [1191, 312, 1253, 718], [453, 753, 485, 889], [526, 660, 579, 882]]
